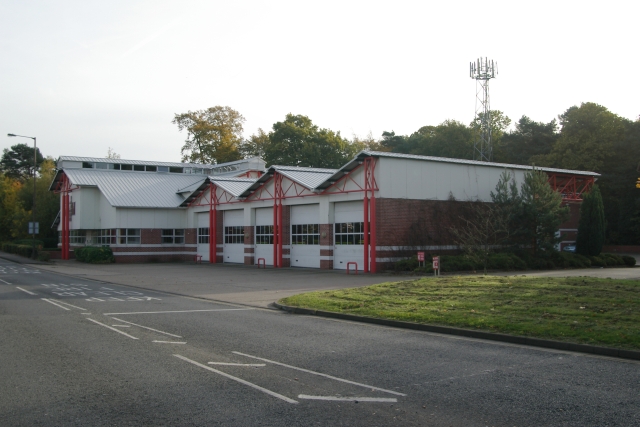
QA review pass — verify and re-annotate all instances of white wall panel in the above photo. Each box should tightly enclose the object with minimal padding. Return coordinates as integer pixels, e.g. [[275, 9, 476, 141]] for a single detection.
[[291, 204, 319, 223]]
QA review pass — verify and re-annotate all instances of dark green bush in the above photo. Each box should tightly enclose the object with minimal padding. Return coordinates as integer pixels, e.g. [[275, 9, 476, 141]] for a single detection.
[[1, 242, 36, 258], [602, 253, 624, 266], [74, 246, 115, 264], [14, 239, 43, 248], [589, 255, 607, 267], [621, 255, 637, 267], [37, 251, 51, 262], [440, 255, 479, 272], [394, 256, 419, 272], [486, 253, 527, 271]]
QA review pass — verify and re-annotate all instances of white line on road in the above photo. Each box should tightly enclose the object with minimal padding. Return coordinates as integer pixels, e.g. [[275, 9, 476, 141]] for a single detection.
[[104, 309, 253, 316], [54, 300, 87, 310], [110, 317, 182, 338], [16, 287, 36, 295], [86, 318, 139, 340], [0, 279, 11, 284], [173, 354, 298, 404], [112, 325, 131, 327], [152, 340, 186, 344], [233, 351, 406, 396], [298, 395, 397, 403], [208, 362, 266, 367], [41, 298, 70, 310]]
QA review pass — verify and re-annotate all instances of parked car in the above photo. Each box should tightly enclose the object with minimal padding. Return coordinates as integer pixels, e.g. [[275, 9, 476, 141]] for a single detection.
[[563, 245, 576, 253]]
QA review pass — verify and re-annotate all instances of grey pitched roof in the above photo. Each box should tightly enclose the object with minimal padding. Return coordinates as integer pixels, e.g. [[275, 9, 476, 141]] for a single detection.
[[313, 150, 600, 190], [237, 165, 337, 198], [52, 169, 206, 208], [179, 176, 257, 207], [57, 156, 216, 168]]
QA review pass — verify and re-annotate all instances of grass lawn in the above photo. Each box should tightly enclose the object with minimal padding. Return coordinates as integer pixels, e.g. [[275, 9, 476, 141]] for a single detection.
[[279, 276, 640, 350]]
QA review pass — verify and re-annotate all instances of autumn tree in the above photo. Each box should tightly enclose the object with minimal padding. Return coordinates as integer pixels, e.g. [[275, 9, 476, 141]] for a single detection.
[[17, 158, 61, 240], [173, 106, 245, 164], [497, 116, 559, 165]]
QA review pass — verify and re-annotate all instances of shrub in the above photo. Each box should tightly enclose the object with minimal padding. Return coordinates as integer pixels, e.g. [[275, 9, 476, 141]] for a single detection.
[[74, 246, 115, 264], [37, 251, 51, 262], [589, 255, 607, 267], [622, 255, 637, 267], [14, 239, 43, 249], [486, 253, 527, 271], [394, 256, 419, 272], [440, 255, 479, 272], [1, 242, 36, 258], [602, 253, 624, 266]]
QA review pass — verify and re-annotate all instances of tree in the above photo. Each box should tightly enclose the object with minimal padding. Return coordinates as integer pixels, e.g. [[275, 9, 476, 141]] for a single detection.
[[575, 185, 605, 256], [409, 120, 474, 159], [470, 110, 511, 160], [452, 201, 511, 274], [239, 128, 269, 159], [107, 147, 121, 159], [519, 168, 569, 253], [173, 106, 245, 164], [264, 114, 352, 168], [497, 116, 558, 165], [17, 158, 61, 240], [1, 143, 44, 180], [532, 103, 627, 172], [0, 175, 27, 241]]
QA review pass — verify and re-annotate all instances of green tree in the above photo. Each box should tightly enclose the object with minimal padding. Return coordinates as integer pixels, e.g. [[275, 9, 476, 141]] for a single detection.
[[519, 168, 570, 253], [410, 120, 475, 159], [1, 143, 44, 180], [173, 106, 245, 164], [575, 185, 605, 256], [240, 128, 269, 159], [18, 158, 61, 240], [470, 110, 511, 160], [497, 116, 558, 165], [264, 114, 352, 168], [532, 103, 627, 172]]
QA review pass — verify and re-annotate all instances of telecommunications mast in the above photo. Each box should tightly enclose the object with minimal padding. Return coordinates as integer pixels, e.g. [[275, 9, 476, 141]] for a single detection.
[[470, 57, 497, 162]]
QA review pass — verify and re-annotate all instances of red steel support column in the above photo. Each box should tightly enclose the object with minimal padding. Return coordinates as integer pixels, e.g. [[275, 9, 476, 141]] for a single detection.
[[370, 194, 377, 273], [61, 174, 70, 260], [278, 202, 283, 268], [209, 183, 217, 264], [363, 195, 369, 273], [273, 183, 278, 268]]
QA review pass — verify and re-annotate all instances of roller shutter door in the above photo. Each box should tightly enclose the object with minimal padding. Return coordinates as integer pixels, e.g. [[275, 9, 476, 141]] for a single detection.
[[254, 208, 273, 266], [290, 204, 320, 268], [333, 201, 364, 270], [223, 210, 244, 263]]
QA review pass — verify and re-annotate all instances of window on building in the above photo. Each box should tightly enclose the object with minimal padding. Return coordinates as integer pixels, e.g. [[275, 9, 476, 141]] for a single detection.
[[133, 165, 145, 171], [157, 166, 169, 172], [108, 164, 120, 170], [198, 227, 209, 244], [121, 164, 133, 171], [292, 224, 319, 245], [119, 229, 140, 244], [82, 162, 94, 169], [69, 230, 85, 244], [334, 222, 365, 245], [169, 167, 183, 173], [162, 229, 185, 244], [255, 225, 274, 244], [96, 229, 115, 245], [224, 226, 244, 244], [95, 163, 108, 169], [145, 165, 157, 172]]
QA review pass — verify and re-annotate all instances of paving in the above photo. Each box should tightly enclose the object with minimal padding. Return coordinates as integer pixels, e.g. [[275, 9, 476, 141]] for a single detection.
[[1, 251, 638, 308]]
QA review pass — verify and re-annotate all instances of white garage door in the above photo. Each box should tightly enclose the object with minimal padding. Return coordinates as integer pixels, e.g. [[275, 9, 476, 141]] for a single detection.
[[290, 204, 320, 268], [255, 208, 273, 266], [196, 212, 210, 262], [334, 201, 364, 270], [223, 209, 244, 264]]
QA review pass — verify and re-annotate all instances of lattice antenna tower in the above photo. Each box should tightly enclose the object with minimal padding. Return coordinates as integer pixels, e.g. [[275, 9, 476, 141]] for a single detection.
[[470, 57, 498, 162]]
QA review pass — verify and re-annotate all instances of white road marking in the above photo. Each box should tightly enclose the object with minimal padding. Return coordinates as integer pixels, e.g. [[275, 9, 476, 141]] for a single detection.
[[41, 298, 70, 310], [298, 395, 397, 403], [0, 279, 11, 284], [173, 354, 298, 404], [54, 300, 87, 310], [208, 362, 266, 367], [16, 287, 36, 295], [86, 318, 139, 340], [112, 325, 131, 327], [152, 340, 186, 344], [233, 351, 406, 396], [81, 313, 91, 315], [104, 309, 253, 315], [109, 317, 182, 338]]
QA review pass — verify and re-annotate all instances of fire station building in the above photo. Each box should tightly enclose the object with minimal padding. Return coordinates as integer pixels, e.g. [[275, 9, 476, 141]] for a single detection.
[[50, 151, 598, 272]]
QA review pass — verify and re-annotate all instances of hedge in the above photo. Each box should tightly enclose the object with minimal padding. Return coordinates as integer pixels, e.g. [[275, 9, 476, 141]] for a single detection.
[[1, 242, 36, 258], [74, 246, 115, 264]]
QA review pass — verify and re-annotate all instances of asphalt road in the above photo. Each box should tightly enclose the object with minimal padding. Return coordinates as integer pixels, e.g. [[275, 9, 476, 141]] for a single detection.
[[1, 257, 639, 426]]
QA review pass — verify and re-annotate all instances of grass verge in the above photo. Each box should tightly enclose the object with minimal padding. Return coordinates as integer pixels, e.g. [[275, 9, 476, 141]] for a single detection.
[[279, 276, 640, 350]]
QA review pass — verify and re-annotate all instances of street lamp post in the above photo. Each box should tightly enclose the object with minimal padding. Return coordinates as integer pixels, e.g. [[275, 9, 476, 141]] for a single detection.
[[7, 133, 38, 260]]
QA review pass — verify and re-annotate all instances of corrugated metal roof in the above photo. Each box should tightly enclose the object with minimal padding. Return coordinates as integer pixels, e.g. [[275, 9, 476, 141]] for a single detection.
[[236, 165, 337, 198], [57, 156, 267, 172], [61, 169, 205, 208], [314, 150, 600, 190], [210, 176, 256, 197]]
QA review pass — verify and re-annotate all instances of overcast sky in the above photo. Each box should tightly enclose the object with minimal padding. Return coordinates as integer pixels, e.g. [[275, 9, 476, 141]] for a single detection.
[[1, 0, 637, 163]]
